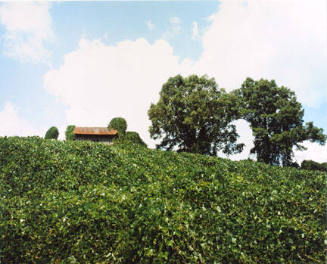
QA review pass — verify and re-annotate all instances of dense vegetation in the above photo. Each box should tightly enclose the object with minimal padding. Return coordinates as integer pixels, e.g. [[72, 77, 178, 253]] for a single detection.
[[0, 137, 326, 263]]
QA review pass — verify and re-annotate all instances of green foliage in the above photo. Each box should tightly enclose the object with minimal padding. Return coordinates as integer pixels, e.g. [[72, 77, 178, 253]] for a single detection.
[[108, 117, 127, 137], [124, 131, 147, 147], [44, 126, 59, 139], [235, 78, 326, 166], [65, 125, 75, 141], [0, 137, 326, 263], [148, 74, 243, 156], [301, 160, 327, 172]]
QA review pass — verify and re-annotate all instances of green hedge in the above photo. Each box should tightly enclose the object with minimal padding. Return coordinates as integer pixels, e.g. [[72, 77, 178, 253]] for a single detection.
[[301, 159, 327, 172], [123, 131, 147, 147], [0, 137, 326, 263]]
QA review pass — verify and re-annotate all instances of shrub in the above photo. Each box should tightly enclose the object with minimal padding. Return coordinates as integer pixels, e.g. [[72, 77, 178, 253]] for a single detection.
[[65, 125, 75, 141], [124, 131, 147, 147], [44, 126, 59, 139], [301, 159, 327, 172], [108, 117, 127, 137]]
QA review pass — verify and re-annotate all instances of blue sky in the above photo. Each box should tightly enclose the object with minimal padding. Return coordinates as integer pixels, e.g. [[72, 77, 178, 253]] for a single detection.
[[0, 0, 326, 162]]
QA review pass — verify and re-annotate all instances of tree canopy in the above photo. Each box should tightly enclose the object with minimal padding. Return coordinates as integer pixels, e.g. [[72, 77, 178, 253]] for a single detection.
[[108, 117, 127, 137], [45, 126, 59, 140], [234, 78, 326, 166], [148, 74, 244, 156]]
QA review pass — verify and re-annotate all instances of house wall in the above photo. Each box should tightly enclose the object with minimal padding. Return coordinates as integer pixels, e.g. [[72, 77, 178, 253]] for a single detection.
[[74, 134, 116, 144]]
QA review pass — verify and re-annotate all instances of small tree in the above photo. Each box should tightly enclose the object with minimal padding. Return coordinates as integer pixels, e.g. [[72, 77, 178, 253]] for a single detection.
[[65, 125, 75, 141], [124, 131, 147, 147], [45, 126, 59, 140], [108, 117, 127, 137]]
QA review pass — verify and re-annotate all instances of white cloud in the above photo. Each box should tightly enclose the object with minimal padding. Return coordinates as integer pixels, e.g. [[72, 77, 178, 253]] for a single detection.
[[146, 20, 155, 31], [217, 119, 255, 161], [44, 37, 193, 146], [192, 21, 199, 40], [229, 119, 255, 161], [0, 102, 43, 137], [0, 1, 53, 63], [194, 0, 327, 107], [162, 16, 182, 39], [293, 141, 327, 164]]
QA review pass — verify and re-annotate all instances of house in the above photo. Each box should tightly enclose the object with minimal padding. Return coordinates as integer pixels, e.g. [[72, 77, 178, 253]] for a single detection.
[[73, 127, 118, 144]]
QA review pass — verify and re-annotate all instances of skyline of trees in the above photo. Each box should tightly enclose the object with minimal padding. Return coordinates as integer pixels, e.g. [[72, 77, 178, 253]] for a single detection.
[[149, 74, 326, 166]]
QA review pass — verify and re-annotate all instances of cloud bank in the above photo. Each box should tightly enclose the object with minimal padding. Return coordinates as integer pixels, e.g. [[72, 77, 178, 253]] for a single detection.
[[0, 102, 43, 137], [0, 2, 53, 63], [195, 0, 327, 107]]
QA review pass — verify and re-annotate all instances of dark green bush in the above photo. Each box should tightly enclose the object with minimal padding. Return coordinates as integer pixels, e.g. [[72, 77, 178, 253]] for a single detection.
[[301, 159, 327, 172], [65, 125, 75, 141], [45, 126, 59, 139], [0, 137, 326, 263], [124, 131, 147, 147], [108, 117, 127, 137]]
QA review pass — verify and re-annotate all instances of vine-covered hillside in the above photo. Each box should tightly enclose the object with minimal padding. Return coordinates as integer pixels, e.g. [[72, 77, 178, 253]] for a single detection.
[[0, 137, 326, 263]]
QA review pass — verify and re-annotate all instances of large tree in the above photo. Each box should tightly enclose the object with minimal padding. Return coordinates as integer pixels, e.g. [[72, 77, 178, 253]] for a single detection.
[[148, 74, 244, 156], [235, 78, 326, 166]]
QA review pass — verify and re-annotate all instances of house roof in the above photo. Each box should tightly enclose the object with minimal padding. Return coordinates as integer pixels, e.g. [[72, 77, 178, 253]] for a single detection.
[[74, 127, 118, 136]]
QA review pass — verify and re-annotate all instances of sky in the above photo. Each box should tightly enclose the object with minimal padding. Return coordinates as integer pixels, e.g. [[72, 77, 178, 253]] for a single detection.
[[0, 0, 326, 164]]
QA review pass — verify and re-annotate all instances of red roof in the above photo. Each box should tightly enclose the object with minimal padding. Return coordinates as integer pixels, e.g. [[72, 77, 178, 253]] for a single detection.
[[74, 127, 118, 136]]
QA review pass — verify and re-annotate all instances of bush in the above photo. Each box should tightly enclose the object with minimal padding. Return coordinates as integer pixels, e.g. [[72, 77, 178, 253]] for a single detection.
[[108, 117, 127, 137], [124, 131, 147, 147], [301, 160, 327, 172], [0, 137, 326, 263], [44, 126, 59, 139], [65, 125, 75, 141]]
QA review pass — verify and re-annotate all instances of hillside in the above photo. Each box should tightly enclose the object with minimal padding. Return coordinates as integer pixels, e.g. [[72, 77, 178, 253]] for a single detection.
[[0, 137, 326, 263]]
